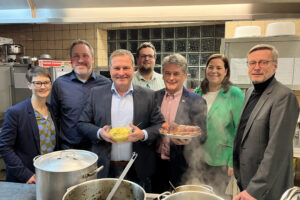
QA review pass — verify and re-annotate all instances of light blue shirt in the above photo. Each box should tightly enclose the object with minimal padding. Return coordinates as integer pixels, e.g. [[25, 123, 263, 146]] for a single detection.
[[97, 83, 148, 161]]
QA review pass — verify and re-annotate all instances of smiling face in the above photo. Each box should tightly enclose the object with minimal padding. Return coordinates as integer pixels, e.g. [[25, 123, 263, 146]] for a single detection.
[[247, 49, 277, 84], [28, 75, 52, 99], [206, 58, 228, 89], [71, 44, 94, 80], [136, 47, 156, 74], [163, 64, 187, 95], [110, 54, 135, 93]]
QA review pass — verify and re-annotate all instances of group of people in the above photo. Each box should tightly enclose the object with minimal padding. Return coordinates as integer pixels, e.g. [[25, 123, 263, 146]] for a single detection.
[[0, 39, 299, 200]]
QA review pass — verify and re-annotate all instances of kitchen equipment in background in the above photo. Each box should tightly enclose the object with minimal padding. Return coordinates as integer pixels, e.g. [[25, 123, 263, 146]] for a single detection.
[[234, 26, 261, 38], [0, 64, 12, 124], [266, 22, 296, 37], [10, 63, 31, 105], [0, 44, 23, 63], [48, 66, 73, 83], [6, 44, 23, 55], [34, 149, 103, 200], [62, 178, 146, 200], [20, 56, 31, 64], [39, 54, 52, 60]]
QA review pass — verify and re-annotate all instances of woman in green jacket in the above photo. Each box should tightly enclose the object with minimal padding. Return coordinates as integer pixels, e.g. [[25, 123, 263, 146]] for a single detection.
[[194, 54, 244, 197]]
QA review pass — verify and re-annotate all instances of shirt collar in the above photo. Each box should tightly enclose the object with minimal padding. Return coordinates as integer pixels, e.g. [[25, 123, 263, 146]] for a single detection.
[[136, 70, 157, 81], [111, 82, 134, 97], [165, 88, 183, 99], [70, 71, 96, 82]]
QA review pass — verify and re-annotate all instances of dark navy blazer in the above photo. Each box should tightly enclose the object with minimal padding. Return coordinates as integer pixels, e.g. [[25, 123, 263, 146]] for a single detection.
[[154, 87, 207, 185], [0, 97, 58, 183]]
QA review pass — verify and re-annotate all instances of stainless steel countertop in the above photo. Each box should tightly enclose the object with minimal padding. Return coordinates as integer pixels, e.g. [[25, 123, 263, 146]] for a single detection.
[[0, 181, 158, 200]]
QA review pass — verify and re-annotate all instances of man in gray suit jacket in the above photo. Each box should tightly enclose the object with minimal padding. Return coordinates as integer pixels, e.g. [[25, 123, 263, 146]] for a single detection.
[[77, 49, 164, 192], [233, 44, 299, 200]]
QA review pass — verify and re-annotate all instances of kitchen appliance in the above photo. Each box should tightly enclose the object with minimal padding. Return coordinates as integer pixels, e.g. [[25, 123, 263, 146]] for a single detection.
[[0, 64, 12, 120], [33, 149, 103, 200], [10, 64, 31, 105], [0, 44, 23, 63], [62, 178, 146, 200]]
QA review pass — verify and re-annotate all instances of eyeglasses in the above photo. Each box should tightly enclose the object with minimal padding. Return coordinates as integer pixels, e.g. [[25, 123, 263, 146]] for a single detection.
[[31, 81, 51, 88], [139, 54, 155, 59], [247, 60, 274, 68]]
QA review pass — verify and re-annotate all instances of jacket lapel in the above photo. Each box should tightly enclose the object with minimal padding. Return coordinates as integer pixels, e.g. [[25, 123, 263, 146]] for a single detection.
[[175, 88, 188, 122], [105, 86, 112, 126], [241, 80, 276, 143], [26, 98, 41, 153]]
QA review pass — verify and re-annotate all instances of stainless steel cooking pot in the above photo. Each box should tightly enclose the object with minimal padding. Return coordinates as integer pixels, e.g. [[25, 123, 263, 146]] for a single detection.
[[33, 149, 102, 200], [62, 178, 146, 200], [173, 184, 214, 193], [160, 191, 224, 200]]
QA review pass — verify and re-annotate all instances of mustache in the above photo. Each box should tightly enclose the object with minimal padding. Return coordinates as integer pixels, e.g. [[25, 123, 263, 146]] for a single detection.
[[75, 62, 88, 67]]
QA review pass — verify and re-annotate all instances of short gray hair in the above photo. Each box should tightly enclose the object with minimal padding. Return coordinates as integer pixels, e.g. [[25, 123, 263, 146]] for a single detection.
[[109, 49, 135, 67], [248, 44, 279, 62], [162, 53, 187, 73], [69, 39, 94, 58]]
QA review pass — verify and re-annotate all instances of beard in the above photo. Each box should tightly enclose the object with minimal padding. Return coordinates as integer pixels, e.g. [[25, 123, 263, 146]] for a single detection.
[[139, 66, 153, 75]]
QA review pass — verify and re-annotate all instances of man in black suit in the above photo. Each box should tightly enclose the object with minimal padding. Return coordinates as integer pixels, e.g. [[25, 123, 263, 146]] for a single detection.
[[77, 49, 164, 192], [152, 53, 207, 192]]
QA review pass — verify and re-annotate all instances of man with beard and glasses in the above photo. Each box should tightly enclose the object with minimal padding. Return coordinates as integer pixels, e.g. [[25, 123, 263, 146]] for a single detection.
[[132, 42, 165, 91], [51, 39, 111, 150]]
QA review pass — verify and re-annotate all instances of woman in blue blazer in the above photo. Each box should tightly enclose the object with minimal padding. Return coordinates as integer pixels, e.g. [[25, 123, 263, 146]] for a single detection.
[[0, 66, 57, 183]]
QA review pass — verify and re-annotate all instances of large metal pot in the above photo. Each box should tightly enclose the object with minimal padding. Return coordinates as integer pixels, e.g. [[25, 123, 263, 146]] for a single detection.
[[161, 191, 224, 200], [33, 149, 102, 200], [173, 184, 214, 193], [62, 178, 146, 200]]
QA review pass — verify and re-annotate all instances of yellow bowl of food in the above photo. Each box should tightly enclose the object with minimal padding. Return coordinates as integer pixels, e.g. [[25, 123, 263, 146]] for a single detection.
[[109, 127, 131, 142]]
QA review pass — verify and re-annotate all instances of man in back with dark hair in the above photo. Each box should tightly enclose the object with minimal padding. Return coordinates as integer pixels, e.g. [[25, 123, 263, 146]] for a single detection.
[[132, 42, 164, 91]]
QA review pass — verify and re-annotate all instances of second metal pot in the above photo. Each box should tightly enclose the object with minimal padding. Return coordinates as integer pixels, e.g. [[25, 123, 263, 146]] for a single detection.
[[62, 178, 146, 200], [162, 191, 224, 200], [33, 149, 102, 200]]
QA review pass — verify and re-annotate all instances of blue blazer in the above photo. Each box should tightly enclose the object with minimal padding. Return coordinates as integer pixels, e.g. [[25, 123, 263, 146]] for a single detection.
[[154, 87, 207, 185], [0, 97, 58, 183], [77, 84, 165, 181]]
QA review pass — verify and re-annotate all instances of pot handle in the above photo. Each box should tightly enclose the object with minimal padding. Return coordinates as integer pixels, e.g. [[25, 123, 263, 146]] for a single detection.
[[82, 165, 104, 178], [156, 191, 171, 200], [33, 155, 41, 162], [201, 184, 214, 192]]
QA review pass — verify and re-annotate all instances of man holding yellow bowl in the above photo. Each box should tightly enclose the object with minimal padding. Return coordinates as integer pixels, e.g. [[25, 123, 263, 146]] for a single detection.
[[77, 49, 164, 192]]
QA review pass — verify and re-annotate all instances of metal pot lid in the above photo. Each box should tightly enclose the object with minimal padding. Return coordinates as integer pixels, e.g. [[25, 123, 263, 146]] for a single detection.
[[34, 150, 98, 172]]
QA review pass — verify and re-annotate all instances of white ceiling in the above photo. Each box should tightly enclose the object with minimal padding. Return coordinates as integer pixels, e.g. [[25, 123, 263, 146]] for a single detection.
[[1, 0, 300, 24]]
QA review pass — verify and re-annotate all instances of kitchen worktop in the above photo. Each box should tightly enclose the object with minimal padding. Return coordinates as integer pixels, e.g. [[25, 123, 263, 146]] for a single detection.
[[0, 181, 158, 200]]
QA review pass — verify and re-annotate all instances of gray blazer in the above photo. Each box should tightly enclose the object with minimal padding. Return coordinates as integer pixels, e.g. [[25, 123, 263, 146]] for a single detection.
[[233, 78, 299, 200], [77, 83, 165, 181]]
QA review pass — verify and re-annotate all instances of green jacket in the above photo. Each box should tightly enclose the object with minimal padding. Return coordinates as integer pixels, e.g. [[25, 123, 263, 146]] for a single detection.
[[194, 86, 244, 167]]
